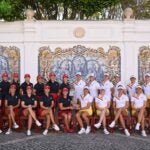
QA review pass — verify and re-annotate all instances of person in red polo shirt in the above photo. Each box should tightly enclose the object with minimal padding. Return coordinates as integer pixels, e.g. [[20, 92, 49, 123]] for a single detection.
[[39, 85, 60, 135], [11, 73, 20, 96], [33, 75, 44, 100], [5, 84, 20, 135], [47, 72, 59, 105], [21, 85, 41, 136], [20, 74, 33, 95], [58, 87, 74, 133]]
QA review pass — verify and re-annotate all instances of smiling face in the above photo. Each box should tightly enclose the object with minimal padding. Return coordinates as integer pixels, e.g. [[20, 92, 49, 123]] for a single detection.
[[83, 88, 89, 95], [118, 89, 124, 95], [76, 74, 81, 81], [136, 87, 142, 94], [89, 76, 95, 82], [100, 89, 105, 95], [145, 75, 150, 83], [26, 88, 32, 95], [10, 87, 16, 94], [25, 77, 30, 83], [130, 77, 136, 83], [50, 75, 56, 81]]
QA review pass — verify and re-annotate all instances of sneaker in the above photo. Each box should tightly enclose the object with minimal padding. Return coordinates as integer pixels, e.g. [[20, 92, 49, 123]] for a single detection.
[[0, 130, 2, 133], [124, 129, 130, 136], [141, 130, 147, 137], [94, 122, 101, 129], [78, 128, 86, 134], [109, 121, 115, 128], [35, 120, 41, 127], [135, 123, 140, 130], [5, 129, 12, 135], [53, 124, 60, 131], [85, 126, 91, 134], [27, 130, 31, 136], [43, 129, 48, 136], [13, 123, 19, 129], [104, 128, 110, 135]]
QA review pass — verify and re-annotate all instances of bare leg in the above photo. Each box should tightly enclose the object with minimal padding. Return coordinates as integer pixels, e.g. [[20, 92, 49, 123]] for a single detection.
[[76, 112, 84, 128], [82, 112, 90, 126]]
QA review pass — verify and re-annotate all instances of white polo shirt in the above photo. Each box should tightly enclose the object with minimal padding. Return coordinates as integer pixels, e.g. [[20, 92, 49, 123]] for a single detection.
[[131, 93, 147, 108], [95, 95, 110, 108], [88, 80, 100, 99], [143, 82, 150, 97], [79, 93, 93, 108], [103, 80, 114, 98], [113, 94, 129, 108], [73, 79, 86, 100], [126, 82, 137, 99]]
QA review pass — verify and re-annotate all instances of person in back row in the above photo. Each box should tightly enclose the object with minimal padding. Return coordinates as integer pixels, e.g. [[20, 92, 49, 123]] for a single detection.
[[109, 85, 130, 136], [39, 84, 60, 135], [20, 74, 33, 95], [11, 73, 20, 96]]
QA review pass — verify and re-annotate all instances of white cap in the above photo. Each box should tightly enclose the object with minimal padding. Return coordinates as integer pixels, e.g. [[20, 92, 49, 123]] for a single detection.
[[130, 75, 136, 79], [117, 85, 124, 90], [83, 86, 89, 90], [76, 72, 81, 76], [104, 72, 109, 76], [88, 73, 95, 77], [136, 85, 142, 89], [145, 73, 150, 77]]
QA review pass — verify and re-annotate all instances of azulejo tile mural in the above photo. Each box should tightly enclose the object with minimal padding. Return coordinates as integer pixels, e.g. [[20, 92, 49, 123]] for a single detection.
[[0, 46, 20, 80], [38, 45, 121, 83], [138, 46, 150, 83]]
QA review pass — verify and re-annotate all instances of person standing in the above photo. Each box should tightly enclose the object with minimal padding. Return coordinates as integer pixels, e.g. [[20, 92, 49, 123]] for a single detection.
[[11, 73, 20, 96]]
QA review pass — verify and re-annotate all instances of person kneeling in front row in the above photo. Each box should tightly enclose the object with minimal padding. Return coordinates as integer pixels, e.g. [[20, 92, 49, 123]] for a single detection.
[[39, 85, 60, 135], [94, 86, 110, 135], [76, 86, 93, 134], [21, 86, 41, 136], [109, 85, 130, 136]]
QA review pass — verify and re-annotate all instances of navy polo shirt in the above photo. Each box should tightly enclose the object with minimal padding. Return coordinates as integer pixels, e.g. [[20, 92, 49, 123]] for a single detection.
[[34, 82, 44, 97], [20, 82, 33, 95], [0, 80, 10, 100], [58, 96, 72, 108], [22, 95, 36, 106], [60, 82, 71, 91], [40, 94, 53, 107], [47, 80, 59, 93], [6, 94, 19, 106]]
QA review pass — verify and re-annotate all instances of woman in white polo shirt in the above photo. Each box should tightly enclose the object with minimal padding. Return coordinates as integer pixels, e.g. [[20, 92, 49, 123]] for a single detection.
[[109, 85, 130, 136], [76, 86, 93, 134], [131, 85, 147, 137], [94, 86, 110, 135]]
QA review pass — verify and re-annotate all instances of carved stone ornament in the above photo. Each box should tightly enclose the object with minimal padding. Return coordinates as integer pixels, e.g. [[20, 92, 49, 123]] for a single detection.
[[124, 7, 134, 20], [73, 27, 85, 38], [25, 9, 35, 21]]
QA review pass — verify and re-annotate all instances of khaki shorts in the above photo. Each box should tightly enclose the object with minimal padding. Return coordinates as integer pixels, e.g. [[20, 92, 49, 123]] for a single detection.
[[80, 108, 93, 116], [96, 109, 110, 116]]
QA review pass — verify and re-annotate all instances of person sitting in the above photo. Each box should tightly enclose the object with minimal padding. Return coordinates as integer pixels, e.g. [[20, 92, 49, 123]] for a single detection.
[[39, 85, 60, 135], [131, 85, 147, 137], [94, 86, 110, 135], [21, 85, 41, 136], [5, 84, 20, 135], [109, 85, 130, 136], [76, 86, 93, 134]]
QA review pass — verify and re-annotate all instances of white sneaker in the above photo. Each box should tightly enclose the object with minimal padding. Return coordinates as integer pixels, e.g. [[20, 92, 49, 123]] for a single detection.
[[0, 129, 2, 133], [109, 121, 115, 128], [35, 120, 41, 127], [141, 130, 147, 137], [124, 129, 130, 136], [135, 123, 140, 130], [43, 129, 48, 135], [78, 128, 86, 134], [13, 123, 19, 129], [53, 124, 60, 131], [85, 126, 91, 134], [94, 122, 101, 129], [104, 128, 110, 135], [27, 130, 31, 136], [5, 129, 12, 135]]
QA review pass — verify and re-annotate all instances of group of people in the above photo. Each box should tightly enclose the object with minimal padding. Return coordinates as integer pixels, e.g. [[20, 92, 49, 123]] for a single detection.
[[0, 71, 150, 137]]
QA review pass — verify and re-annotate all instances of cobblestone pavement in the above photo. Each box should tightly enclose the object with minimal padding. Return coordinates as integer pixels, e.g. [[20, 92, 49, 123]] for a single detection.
[[0, 130, 150, 150]]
